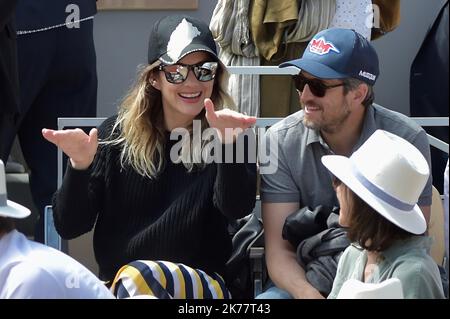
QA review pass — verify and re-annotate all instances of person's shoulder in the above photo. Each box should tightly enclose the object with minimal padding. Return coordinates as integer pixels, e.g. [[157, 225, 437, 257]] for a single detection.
[[5, 261, 65, 298], [6, 258, 113, 298], [344, 243, 363, 257], [392, 248, 437, 271], [372, 104, 424, 137], [390, 253, 444, 298], [387, 245, 441, 288], [97, 114, 119, 140], [266, 110, 306, 138]]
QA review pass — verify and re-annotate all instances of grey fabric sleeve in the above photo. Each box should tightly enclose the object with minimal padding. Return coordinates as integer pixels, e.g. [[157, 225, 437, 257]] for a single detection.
[[260, 128, 299, 203]]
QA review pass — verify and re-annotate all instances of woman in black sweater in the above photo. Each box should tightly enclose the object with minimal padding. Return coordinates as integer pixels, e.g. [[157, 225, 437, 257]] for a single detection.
[[42, 15, 256, 297]]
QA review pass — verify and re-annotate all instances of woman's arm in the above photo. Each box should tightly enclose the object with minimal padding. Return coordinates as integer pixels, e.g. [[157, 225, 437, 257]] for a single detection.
[[45, 117, 115, 239], [214, 136, 257, 219]]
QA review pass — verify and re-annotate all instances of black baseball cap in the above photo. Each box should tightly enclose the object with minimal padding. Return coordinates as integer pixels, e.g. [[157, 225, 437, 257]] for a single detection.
[[148, 15, 219, 65]]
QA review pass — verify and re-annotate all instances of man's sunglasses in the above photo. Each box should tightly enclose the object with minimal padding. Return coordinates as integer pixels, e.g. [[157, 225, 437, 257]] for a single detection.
[[158, 62, 218, 84], [293, 73, 345, 97]]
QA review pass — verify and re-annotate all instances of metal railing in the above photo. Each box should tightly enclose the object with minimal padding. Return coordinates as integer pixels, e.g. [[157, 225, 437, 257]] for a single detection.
[[57, 114, 449, 187]]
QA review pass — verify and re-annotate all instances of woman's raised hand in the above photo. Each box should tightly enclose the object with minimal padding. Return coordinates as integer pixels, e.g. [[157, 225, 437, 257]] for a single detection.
[[204, 98, 256, 144], [42, 128, 98, 170]]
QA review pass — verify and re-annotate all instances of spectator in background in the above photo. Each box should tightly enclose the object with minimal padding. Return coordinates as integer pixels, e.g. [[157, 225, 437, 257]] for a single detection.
[[3, 0, 98, 243], [0, 160, 114, 299], [0, 0, 20, 164], [410, 1, 448, 195]]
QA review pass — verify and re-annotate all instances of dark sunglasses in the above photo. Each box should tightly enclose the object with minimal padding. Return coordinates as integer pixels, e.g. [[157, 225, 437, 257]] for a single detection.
[[293, 73, 345, 97], [158, 61, 218, 84]]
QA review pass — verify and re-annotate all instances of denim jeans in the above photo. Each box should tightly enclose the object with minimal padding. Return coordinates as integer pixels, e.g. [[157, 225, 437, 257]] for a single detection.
[[255, 280, 293, 299]]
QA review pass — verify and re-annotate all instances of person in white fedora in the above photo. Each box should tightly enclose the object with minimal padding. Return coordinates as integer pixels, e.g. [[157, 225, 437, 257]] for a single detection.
[[0, 160, 114, 299], [323, 130, 445, 299]]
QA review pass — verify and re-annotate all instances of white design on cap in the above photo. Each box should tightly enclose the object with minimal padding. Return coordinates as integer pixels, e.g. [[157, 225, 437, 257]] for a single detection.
[[359, 70, 377, 81], [166, 18, 201, 62], [309, 37, 340, 55]]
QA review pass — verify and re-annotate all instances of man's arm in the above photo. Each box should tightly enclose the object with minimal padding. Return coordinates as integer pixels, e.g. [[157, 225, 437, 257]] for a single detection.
[[263, 202, 324, 299]]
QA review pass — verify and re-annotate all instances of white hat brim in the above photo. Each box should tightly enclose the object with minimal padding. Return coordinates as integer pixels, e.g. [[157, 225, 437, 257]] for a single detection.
[[322, 155, 426, 235], [0, 200, 31, 219]]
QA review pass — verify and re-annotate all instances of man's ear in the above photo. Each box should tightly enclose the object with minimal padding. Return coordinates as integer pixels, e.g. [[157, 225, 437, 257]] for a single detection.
[[353, 83, 369, 105]]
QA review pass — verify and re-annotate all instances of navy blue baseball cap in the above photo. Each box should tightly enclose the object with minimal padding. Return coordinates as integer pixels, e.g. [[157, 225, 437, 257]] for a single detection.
[[280, 28, 379, 85]]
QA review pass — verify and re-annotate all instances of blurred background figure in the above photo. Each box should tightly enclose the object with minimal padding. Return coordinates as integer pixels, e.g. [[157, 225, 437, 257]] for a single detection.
[[0, 0, 20, 164], [410, 0, 449, 195], [3, 0, 98, 243]]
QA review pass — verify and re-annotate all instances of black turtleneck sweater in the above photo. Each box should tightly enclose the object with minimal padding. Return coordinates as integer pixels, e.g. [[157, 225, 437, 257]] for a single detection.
[[52, 116, 256, 281]]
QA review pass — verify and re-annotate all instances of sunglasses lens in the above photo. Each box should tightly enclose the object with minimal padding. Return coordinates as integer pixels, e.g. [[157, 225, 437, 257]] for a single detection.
[[293, 75, 305, 91], [162, 65, 188, 84], [293, 75, 326, 97], [194, 62, 218, 82]]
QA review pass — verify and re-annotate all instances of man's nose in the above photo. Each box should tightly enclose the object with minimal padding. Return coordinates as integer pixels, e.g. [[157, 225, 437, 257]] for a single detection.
[[299, 83, 315, 102]]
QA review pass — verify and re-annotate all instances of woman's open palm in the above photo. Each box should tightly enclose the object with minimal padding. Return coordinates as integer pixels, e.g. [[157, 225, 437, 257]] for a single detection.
[[42, 128, 98, 170], [204, 98, 256, 144]]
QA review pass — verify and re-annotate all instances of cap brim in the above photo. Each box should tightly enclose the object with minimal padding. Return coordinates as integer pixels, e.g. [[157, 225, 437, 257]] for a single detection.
[[159, 45, 227, 75], [160, 44, 219, 65], [280, 59, 347, 80], [0, 200, 31, 219], [321, 155, 426, 235]]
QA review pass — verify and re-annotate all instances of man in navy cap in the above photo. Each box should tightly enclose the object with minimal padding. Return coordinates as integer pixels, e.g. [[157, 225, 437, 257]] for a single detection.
[[258, 28, 432, 299]]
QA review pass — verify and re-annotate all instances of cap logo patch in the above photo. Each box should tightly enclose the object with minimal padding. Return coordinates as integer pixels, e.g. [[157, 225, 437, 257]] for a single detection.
[[309, 37, 340, 55], [167, 18, 201, 62]]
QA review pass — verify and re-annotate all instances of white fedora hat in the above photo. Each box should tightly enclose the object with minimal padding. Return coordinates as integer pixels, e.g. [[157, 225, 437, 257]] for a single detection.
[[337, 278, 404, 299], [321, 130, 429, 235], [0, 160, 31, 219]]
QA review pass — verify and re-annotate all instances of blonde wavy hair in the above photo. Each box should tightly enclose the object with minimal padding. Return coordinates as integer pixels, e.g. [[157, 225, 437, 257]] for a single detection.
[[103, 58, 235, 178]]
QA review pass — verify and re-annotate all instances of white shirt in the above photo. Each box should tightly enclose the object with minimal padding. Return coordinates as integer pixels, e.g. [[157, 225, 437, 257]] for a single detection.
[[329, 0, 373, 40], [0, 230, 114, 299]]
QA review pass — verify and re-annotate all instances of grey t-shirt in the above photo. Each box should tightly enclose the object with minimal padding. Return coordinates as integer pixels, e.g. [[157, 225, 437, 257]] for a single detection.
[[260, 104, 432, 208]]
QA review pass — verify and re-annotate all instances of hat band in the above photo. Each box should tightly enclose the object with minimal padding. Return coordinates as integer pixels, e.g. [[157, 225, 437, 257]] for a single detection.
[[0, 193, 6, 206], [352, 165, 415, 212]]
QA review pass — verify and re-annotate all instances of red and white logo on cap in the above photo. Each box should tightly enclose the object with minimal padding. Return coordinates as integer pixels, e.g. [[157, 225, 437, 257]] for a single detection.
[[309, 37, 340, 55]]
